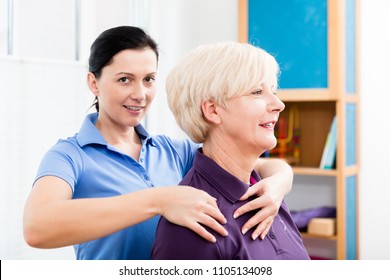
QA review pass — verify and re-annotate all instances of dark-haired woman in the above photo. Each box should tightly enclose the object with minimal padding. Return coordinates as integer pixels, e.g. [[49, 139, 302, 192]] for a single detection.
[[23, 26, 293, 260]]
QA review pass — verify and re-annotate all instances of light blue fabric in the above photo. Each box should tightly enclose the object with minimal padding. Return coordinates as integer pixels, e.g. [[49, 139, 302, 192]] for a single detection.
[[34, 112, 198, 259]]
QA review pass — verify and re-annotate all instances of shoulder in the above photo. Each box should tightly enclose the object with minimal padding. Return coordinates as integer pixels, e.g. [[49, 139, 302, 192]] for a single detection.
[[152, 135, 199, 151], [152, 135, 200, 169], [39, 134, 85, 173], [47, 135, 83, 160], [35, 135, 84, 191], [152, 214, 222, 260]]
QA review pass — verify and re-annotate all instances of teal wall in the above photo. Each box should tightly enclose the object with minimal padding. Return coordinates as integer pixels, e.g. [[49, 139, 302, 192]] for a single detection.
[[248, 0, 328, 89]]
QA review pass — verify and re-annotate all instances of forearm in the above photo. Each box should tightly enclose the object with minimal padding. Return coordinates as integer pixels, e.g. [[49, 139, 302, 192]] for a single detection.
[[255, 157, 293, 194], [24, 187, 163, 249], [24, 174, 227, 249]]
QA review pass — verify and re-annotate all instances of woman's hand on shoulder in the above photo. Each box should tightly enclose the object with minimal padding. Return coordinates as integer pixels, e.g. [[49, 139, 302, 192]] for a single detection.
[[233, 178, 283, 240], [158, 186, 228, 242], [233, 158, 293, 240]]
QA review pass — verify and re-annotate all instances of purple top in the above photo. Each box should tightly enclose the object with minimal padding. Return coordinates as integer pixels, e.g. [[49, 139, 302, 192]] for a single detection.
[[151, 149, 310, 260]]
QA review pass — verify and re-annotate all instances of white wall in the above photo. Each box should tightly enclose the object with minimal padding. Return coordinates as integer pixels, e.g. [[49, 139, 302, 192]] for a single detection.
[[146, 0, 238, 138], [359, 0, 390, 259], [1, 0, 389, 260], [0, 57, 89, 259]]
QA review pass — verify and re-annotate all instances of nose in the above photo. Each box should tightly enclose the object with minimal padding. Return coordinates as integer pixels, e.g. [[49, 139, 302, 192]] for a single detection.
[[269, 93, 285, 113], [130, 81, 146, 102]]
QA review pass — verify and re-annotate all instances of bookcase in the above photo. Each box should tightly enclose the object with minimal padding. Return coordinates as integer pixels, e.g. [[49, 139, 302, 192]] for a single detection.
[[238, 0, 359, 259]]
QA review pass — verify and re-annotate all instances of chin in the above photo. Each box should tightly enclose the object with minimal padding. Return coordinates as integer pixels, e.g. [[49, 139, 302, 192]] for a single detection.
[[265, 139, 277, 150], [125, 120, 141, 128], [269, 142, 277, 150], [255, 138, 277, 152]]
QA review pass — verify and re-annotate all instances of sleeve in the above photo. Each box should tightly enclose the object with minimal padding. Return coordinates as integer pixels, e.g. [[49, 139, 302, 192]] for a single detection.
[[168, 137, 201, 176], [151, 216, 222, 260], [34, 139, 83, 193]]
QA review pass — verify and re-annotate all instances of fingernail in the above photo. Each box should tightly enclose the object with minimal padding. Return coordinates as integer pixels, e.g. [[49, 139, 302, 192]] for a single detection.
[[242, 228, 248, 235], [233, 213, 238, 219], [211, 236, 216, 243], [261, 234, 265, 240], [252, 233, 258, 240]]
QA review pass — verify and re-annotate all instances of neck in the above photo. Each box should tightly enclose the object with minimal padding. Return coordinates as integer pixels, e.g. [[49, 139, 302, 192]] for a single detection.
[[95, 116, 142, 160], [202, 135, 258, 184], [95, 118, 139, 144]]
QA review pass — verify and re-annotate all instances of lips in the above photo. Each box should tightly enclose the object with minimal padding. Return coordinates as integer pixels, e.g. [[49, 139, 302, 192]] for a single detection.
[[259, 121, 276, 130], [123, 105, 144, 111]]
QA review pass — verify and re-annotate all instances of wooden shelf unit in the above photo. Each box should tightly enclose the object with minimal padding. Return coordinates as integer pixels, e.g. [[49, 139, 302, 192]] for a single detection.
[[239, 0, 360, 260]]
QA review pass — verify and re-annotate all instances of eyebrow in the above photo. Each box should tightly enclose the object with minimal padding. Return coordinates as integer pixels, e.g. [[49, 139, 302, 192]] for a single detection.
[[116, 72, 134, 77], [115, 72, 157, 76]]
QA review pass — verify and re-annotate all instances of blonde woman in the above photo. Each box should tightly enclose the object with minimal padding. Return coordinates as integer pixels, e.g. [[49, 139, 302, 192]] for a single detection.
[[152, 42, 309, 260]]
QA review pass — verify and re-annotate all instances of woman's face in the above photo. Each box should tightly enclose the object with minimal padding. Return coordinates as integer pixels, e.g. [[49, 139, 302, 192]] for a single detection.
[[90, 48, 157, 129], [218, 84, 285, 154]]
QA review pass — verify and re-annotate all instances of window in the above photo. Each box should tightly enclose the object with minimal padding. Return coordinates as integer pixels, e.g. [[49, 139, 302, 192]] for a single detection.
[[0, 0, 8, 54], [13, 0, 77, 60]]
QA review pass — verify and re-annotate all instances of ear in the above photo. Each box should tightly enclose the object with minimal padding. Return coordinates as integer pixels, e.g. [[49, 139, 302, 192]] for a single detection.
[[201, 99, 221, 124], [87, 72, 99, 97]]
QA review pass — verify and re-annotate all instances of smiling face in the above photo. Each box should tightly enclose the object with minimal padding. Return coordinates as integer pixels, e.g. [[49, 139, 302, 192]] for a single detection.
[[87, 48, 157, 130], [216, 83, 285, 155]]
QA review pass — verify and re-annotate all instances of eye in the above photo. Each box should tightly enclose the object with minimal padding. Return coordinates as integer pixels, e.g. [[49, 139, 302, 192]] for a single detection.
[[252, 89, 263, 95], [118, 77, 131, 84], [144, 76, 156, 84]]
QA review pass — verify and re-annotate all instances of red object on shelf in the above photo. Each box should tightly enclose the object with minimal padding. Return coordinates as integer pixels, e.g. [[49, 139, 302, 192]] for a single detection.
[[278, 116, 287, 158]]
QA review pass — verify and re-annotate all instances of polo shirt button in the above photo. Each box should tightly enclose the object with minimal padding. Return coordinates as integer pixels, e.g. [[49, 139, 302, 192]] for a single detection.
[[144, 175, 149, 180], [269, 232, 275, 239], [140, 158, 143, 162]]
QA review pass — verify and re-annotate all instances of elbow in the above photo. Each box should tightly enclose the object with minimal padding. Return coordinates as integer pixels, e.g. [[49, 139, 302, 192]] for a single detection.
[[23, 223, 43, 248], [23, 216, 50, 249]]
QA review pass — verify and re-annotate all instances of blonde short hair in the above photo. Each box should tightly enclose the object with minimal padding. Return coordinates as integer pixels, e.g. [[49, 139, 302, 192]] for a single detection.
[[166, 41, 279, 143]]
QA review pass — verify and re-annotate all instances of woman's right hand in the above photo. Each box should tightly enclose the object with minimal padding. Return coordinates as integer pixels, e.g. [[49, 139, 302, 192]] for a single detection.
[[158, 186, 228, 242]]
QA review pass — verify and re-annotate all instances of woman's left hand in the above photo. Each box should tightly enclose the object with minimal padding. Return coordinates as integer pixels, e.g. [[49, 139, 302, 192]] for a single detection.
[[233, 166, 292, 240]]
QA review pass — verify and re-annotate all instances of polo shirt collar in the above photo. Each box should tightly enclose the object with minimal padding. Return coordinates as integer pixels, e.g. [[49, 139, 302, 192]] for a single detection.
[[193, 149, 261, 203], [76, 112, 155, 147]]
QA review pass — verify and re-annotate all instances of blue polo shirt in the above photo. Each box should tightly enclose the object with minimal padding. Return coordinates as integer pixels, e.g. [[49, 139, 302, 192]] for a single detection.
[[152, 149, 310, 260], [34, 112, 198, 260]]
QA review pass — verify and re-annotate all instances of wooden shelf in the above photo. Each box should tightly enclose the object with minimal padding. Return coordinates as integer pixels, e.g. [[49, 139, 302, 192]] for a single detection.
[[277, 89, 338, 102], [291, 165, 358, 177], [292, 167, 338, 176], [300, 232, 337, 241]]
